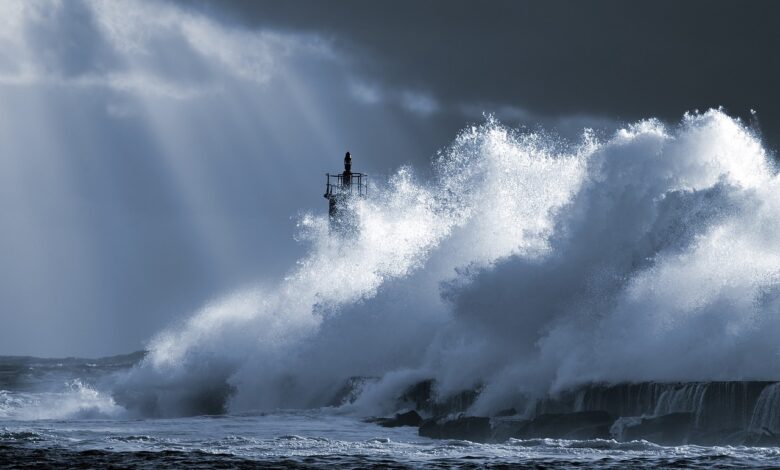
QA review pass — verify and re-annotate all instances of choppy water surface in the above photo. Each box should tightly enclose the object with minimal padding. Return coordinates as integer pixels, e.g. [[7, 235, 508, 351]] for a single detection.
[[1, 356, 779, 469], [3, 410, 780, 469]]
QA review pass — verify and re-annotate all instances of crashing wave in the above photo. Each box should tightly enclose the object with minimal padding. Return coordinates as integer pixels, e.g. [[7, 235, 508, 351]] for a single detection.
[[115, 109, 780, 420]]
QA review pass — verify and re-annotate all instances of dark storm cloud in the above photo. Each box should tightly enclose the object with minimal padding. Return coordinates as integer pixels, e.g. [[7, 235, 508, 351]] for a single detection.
[[186, 0, 780, 149]]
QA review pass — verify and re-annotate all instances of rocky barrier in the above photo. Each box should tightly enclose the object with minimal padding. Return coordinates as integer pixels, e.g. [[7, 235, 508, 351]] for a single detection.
[[362, 380, 780, 445]]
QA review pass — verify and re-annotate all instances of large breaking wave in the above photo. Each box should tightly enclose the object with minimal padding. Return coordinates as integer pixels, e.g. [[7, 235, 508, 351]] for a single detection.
[[116, 109, 780, 418]]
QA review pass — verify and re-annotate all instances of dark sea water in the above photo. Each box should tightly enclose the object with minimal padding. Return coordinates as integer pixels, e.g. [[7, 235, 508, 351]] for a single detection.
[[1, 356, 780, 469], [4, 413, 780, 469]]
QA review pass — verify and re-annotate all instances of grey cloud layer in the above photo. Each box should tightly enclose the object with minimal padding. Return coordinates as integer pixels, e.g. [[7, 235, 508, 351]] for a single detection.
[[191, 0, 780, 149]]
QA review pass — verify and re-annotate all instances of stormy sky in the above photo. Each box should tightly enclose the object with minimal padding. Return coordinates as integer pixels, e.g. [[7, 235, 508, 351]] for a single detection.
[[1, 0, 778, 357]]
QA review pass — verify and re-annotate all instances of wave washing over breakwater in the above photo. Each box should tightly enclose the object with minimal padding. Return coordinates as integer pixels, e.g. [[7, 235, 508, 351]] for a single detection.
[[108, 110, 780, 416], [109, 109, 780, 420]]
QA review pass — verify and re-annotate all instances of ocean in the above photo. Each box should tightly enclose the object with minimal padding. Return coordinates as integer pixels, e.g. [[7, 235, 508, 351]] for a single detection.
[[2, 356, 780, 469]]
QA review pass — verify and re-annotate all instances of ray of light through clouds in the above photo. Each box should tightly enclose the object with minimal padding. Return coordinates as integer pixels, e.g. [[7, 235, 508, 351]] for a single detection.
[[0, 0, 430, 356]]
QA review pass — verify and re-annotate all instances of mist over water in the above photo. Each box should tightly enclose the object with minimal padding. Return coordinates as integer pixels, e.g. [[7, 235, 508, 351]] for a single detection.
[[111, 109, 780, 418]]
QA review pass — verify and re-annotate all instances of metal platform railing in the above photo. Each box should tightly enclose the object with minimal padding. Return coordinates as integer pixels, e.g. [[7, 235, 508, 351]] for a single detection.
[[325, 172, 368, 197]]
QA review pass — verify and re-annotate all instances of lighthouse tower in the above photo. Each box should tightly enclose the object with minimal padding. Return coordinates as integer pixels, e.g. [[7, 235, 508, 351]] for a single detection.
[[324, 151, 367, 231]]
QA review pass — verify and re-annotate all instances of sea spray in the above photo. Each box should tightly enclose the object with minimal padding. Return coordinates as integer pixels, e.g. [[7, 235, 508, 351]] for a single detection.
[[425, 110, 780, 415], [0, 379, 122, 420], [116, 110, 780, 418]]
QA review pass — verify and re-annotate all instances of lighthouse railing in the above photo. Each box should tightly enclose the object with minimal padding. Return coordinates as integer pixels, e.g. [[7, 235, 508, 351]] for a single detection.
[[325, 173, 368, 197]]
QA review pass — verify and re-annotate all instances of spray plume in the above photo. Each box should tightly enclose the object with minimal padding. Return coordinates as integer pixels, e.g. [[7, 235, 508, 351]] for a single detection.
[[116, 110, 780, 418]]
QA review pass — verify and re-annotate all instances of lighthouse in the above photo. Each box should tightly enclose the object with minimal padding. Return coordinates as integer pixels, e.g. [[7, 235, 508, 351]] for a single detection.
[[324, 151, 367, 231]]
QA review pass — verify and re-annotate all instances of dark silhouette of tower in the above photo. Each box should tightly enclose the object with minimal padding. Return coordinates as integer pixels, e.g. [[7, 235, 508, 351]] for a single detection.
[[324, 151, 367, 231]]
